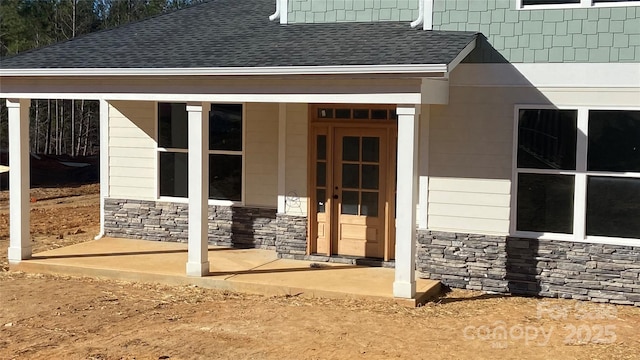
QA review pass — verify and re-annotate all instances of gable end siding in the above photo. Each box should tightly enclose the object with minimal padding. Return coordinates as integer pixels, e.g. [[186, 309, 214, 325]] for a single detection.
[[432, 0, 640, 63], [288, 0, 420, 23]]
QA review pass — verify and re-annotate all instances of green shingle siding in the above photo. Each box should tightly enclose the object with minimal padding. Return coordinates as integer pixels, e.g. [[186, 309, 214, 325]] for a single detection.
[[287, 0, 639, 63], [432, 0, 639, 63], [288, 0, 418, 23]]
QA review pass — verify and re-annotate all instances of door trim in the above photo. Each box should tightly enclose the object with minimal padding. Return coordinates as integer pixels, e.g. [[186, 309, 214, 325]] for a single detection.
[[308, 104, 397, 261]]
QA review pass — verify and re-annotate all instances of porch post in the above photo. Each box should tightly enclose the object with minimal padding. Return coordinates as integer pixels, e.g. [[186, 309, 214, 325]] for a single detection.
[[418, 105, 429, 230], [186, 102, 210, 276], [96, 99, 109, 239], [6, 98, 31, 263], [393, 104, 420, 299], [277, 103, 287, 214]]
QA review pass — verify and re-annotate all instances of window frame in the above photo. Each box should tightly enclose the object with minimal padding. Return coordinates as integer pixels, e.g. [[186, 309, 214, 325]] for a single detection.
[[511, 105, 640, 246], [516, 0, 640, 10], [156, 102, 245, 206]]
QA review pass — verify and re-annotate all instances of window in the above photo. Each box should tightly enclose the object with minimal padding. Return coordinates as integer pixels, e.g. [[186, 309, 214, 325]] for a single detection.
[[518, 0, 639, 9], [158, 103, 188, 197], [208, 104, 243, 201], [515, 107, 640, 242], [157, 103, 243, 202]]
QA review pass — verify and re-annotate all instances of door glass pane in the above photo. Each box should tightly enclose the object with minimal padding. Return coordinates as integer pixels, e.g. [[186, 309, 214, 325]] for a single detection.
[[341, 191, 359, 215], [518, 109, 577, 170], [353, 109, 369, 119], [317, 135, 327, 160], [209, 104, 242, 151], [587, 176, 640, 238], [517, 173, 574, 234], [316, 162, 326, 187], [209, 154, 242, 201], [361, 192, 378, 217], [342, 136, 360, 161], [371, 109, 388, 120], [588, 110, 640, 172], [335, 109, 351, 119], [317, 189, 326, 213], [362, 137, 379, 162], [318, 108, 333, 118], [342, 164, 359, 189], [159, 152, 188, 197], [361, 165, 379, 190]]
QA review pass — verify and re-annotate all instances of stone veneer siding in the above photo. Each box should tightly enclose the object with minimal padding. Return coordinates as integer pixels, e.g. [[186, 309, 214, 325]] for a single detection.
[[275, 214, 308, 258], [417, 230, 640, 306], [104, 198, 279, 249]]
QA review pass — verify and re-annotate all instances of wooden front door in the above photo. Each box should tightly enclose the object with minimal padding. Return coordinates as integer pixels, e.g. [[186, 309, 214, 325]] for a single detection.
[[309, 105, 397, 260], [333, 128, 387, 258]]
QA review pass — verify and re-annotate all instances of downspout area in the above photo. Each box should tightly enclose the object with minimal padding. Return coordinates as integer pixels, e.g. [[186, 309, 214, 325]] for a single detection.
[[269, 0, 280, 21], [269, 0, 288, 23], [410, 0, 424, 28]]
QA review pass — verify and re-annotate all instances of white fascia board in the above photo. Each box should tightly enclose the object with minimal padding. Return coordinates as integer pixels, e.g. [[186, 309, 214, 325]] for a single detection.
[[0, 92, 424, 104], [0, 64, 449, 77], [450, 63, 640, 88], [446, 38, 476, 73]]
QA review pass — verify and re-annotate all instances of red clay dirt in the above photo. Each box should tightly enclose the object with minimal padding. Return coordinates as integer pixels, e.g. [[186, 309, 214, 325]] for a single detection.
[[1, 185, 639, 359]]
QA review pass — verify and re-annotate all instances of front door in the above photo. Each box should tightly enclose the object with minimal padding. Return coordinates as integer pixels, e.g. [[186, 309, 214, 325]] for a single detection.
[[333, 128, 387, 258], [309, 105, 396, 260]]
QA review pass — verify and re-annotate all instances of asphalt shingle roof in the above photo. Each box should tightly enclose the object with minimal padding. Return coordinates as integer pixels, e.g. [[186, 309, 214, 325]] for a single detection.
[[0, 0, 478, 70]]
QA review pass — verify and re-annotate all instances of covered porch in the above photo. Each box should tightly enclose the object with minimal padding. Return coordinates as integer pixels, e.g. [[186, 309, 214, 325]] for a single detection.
[[0, 3, 478, 302], [2, 72, 464, 301], [12, 236, 441, 306]]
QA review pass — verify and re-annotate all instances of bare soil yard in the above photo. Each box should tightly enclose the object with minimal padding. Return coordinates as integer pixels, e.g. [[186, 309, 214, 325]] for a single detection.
[[1, 185, 639, 360]]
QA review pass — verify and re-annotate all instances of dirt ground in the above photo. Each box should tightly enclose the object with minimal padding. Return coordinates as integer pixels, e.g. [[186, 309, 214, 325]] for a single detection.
[[1, 185, 639, 360]]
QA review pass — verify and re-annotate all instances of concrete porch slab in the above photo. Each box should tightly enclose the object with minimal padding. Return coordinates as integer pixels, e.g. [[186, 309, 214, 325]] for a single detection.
[[10, 237, 441, 306]]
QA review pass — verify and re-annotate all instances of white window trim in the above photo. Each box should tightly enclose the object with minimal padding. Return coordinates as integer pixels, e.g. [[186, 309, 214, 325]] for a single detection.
[[155, 102, 245, 206], [511, 104, 640, 247], [516, 0, 640, 10]]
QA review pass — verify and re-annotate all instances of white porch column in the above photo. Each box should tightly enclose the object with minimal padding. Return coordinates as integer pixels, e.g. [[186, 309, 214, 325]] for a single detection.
[[393, 104, 420, 299], [186, 102, 210, 276], [95, 99, 109, 239], [277, 103, 287, 214], [418, 105, 430, 230], [7, 98, 31, 263]]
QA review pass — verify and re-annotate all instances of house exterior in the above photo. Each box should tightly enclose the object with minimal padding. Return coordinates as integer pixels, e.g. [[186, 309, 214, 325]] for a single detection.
[[1, 0, 639, 305]]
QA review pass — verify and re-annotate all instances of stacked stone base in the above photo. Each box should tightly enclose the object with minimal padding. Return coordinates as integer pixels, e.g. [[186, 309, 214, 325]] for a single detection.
[[275, 214, 308, 257], [105, 198, 279, 249], [417, 230, 640, 306], [104, 199, 639, 306], [416, 231, 507, 293]]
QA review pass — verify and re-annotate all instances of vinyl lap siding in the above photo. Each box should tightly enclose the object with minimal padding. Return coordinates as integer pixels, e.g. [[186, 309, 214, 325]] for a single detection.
[[427, 86, 517, 235], [244, 103, 279, 207], [428, 178, 511, 235], [108, 101, 156, 200], [284, 103, 308, 216]]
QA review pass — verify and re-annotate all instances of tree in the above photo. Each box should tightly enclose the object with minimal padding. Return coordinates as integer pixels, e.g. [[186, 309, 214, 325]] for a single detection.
[[1, 0, 206, 158]]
